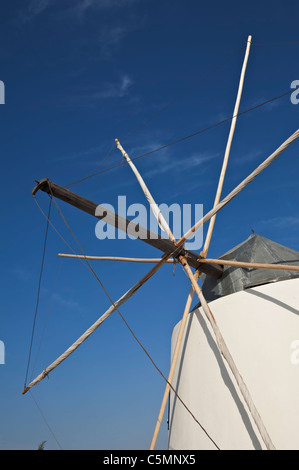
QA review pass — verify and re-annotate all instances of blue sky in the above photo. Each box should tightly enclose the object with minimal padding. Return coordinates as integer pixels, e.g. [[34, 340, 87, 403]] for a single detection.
[[0, 0, 299, 450]]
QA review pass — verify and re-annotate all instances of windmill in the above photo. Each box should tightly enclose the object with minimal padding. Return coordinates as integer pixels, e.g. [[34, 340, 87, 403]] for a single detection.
[[22, 36, 299, 450]]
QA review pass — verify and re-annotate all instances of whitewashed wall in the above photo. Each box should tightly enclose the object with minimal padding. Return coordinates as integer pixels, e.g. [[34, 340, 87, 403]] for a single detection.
[[168, 278, 299, 450]]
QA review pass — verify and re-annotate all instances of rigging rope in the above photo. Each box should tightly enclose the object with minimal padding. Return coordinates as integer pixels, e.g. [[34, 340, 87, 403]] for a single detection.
[[24, 196, 52, 389], [65, 87, 294, 188], [30, 258, 63, 382], [29, 391, 63, 450]]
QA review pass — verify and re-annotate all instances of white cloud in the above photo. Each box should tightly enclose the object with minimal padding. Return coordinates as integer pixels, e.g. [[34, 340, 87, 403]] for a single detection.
[[98, 25, 129, 55], [143, 152, 220, 179], [258, 216, 299, 228], [53, 293, 83, 312], [21, 0, 138, 21], [11, 267, 32, 282], [20, 0, 54, 22], [63, 74, 134, 107], [73, 0, 138, 15], [87, 74, 134, 100], [232, 150, 262, 165]]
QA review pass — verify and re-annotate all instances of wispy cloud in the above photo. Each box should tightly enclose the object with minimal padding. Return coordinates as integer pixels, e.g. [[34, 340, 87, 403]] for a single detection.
[[95, 75, 133, 99], [143, 152, 220, 179], [19, 0, 54, 22], [232, 150, 262, 165], [20, 0, 138, 22], [258, 216, 299, 228], [250, 95, 283, 113], [11, 267, 32, 282], [53, 293, 83, 312], [98, 25, 130, 56], [72, 0, 138, 16], [19, 0, 141, 59], [53, 144, 107, 164], [66, 74, 134, 107]]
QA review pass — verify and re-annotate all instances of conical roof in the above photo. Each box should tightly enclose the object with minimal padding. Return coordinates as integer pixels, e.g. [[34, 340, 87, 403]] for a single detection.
[[200, 233, 299, 303]]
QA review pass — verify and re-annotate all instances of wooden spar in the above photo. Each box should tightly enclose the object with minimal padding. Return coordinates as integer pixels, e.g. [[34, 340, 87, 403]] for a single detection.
[[202, 35, 252, 257], [115, 140, 176, 245], [179, 257, 276, 450], [150, 272, 199, 450], [32, 178, 223, 279], [58, 253, 175, 263], [116, 140, 275, 450], [178, 128, 299, 247], [22, 252, 173, 395], [115, 139, 172, 237], [199, 258, 299, 272]]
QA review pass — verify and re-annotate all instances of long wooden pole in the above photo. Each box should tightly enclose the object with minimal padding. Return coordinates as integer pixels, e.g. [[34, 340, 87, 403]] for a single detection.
[[115, 138, 172, 237], [116, 140, 275, 450], [150, 271, 199, 449], [178, 128, 299, 247], [199, 258, 299, 272], [58, 253, 175, 263], [202, 35, 252, 257]]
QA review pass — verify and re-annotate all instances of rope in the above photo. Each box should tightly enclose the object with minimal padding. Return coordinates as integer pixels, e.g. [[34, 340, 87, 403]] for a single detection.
[[24, 196, 52, 389], [30, 258, 63, 382], [65, 88, 294, 188], [29, 391, 63, 450]]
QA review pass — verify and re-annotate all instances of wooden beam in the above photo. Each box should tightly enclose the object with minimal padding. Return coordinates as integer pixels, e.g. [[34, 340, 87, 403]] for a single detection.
[[150, 271, 199, 450], [199, 258, 299, 272], [202, 35, 252, 257], [32, 178, 223, 279], [58, 253, 175, 263]]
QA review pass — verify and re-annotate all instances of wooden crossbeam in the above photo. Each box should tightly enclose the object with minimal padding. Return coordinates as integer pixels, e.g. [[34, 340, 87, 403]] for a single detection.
[[58, 253, 175, 263], [202, 35, 252, 257], [199, 258, 299, 272]]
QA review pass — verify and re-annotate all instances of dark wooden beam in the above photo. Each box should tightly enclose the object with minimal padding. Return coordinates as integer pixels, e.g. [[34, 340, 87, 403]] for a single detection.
[[32, 178, 223, 279]]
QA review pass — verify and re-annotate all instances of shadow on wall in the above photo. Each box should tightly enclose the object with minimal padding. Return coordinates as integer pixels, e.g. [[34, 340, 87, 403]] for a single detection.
[[168, 310, 263, 450]]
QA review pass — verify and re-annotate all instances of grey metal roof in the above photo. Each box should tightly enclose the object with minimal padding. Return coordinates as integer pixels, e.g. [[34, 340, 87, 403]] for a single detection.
[[198, 233, 299, 304]]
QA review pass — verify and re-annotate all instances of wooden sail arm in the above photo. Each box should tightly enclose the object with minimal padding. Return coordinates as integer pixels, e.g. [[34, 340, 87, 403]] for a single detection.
[[32, 178, 223, 279], [199, 258, 299, 272]]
